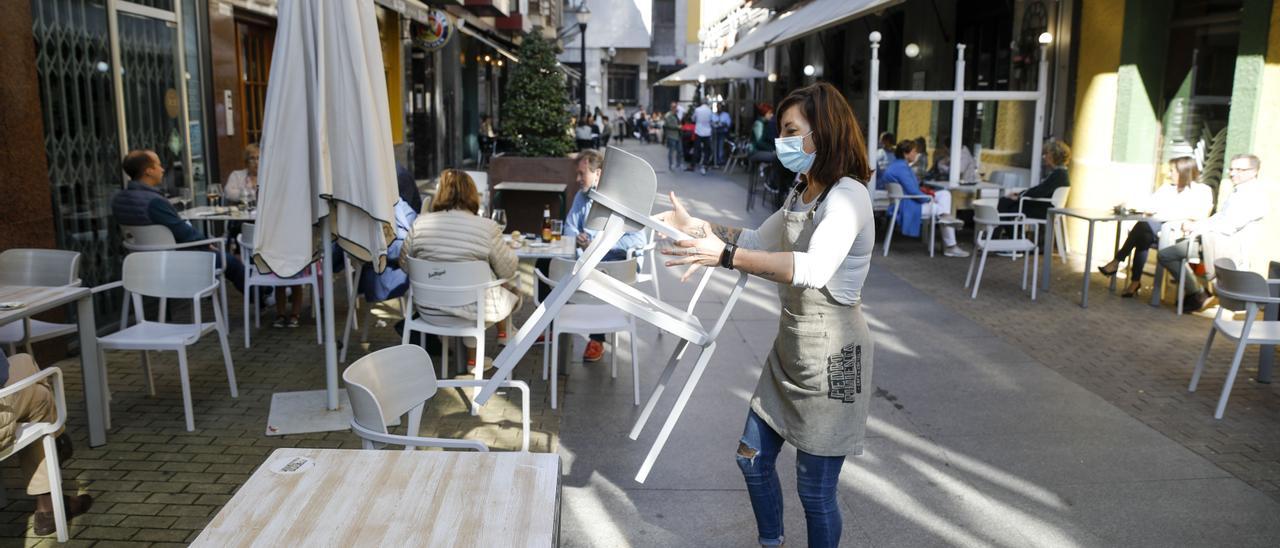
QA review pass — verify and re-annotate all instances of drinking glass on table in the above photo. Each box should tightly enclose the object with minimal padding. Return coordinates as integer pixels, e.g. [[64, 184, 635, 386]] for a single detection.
[[206, 184, 223, 208], [490, 208, 507, 231], [550, 220, 563, 242]]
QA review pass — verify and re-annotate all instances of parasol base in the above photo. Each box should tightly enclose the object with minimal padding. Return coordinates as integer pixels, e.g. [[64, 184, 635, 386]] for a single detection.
[[265, 390, 353, 436]]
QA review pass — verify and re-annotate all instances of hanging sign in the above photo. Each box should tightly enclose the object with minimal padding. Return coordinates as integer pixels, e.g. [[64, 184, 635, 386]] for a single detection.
[[413, 9, 454, 51]]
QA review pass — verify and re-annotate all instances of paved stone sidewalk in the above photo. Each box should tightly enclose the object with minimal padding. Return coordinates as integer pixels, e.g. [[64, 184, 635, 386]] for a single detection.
[[875, 228, 1280, 501]]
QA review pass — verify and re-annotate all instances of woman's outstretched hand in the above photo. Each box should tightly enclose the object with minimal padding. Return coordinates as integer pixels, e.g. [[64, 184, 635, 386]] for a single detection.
[[653, 192, 725, 282]]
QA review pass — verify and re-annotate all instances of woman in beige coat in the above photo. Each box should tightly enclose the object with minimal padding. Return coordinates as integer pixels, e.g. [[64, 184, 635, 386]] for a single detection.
[[402, 169, 519, 370]]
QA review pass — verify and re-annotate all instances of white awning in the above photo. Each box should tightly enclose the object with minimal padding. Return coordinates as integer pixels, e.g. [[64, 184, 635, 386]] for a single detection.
[[458, 23, 520, 63], [218, 0, 435, 23], [718, 0, 902, 61], [656, 59, 766, 85]]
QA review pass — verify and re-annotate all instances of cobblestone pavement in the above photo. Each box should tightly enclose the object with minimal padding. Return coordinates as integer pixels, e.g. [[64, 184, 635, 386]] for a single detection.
[[2, 267, 559, 546], [874, 235, 1280, 502]]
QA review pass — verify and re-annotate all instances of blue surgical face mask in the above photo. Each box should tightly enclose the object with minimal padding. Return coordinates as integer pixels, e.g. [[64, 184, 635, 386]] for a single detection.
[[775, 131, 816, 174]]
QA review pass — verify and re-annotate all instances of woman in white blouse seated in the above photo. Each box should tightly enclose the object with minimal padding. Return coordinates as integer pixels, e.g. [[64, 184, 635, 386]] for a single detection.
[[401, 169, 519, 372], [1097, 156, 1213, 297], [223, 143, 259, 204]]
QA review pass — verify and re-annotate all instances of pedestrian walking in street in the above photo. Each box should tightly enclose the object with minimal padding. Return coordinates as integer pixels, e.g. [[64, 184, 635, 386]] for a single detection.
[[613, 104, 627, 142], [600, 115, 612, 148], [574, 117, 595, 151], [693, 101, 714, 175], [713, 103, 732, 166], [656, 82, 876, 548], [664, 102, 684, 171]]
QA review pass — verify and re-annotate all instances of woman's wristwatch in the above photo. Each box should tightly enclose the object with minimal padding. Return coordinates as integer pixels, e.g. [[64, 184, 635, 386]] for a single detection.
[[719, 243, 738, 270]]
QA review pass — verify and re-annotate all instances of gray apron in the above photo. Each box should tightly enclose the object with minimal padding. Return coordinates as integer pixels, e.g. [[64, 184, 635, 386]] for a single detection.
[[749, 184, 874, 457]]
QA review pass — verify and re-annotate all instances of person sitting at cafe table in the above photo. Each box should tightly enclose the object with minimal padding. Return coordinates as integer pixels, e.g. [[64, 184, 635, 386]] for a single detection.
[[111, 149, 246, 293], [880, 140, 969, 258], [997, 138, 1071, 221], [1, 349, 93, 536], [535, 149, 645, 363], [1157, 153, 1268, 313], [1097, 156, 1213, 297], [402, 169, 519, 372], [223, 143, 260, 205]]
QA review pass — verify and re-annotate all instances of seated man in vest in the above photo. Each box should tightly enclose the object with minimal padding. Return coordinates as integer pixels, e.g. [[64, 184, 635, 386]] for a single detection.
[[1, 350, 93, 536], [111, 150, 245, 292]]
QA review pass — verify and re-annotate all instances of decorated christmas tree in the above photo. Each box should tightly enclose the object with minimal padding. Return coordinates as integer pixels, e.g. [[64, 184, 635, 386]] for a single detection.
[[501, 31, 574, 157]]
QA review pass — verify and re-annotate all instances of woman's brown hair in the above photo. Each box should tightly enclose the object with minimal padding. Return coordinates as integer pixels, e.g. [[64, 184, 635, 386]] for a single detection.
[[431, 169, 480, 214], [776, 82, 871, 187], [1169, 156, 1199, 190]]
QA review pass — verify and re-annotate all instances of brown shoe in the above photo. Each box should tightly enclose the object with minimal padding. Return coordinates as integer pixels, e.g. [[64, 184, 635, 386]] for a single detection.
[[33, 494, 93, 536]]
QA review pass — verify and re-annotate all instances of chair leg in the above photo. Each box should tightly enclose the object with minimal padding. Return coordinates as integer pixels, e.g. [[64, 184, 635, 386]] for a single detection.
[[611, 332, 618, 379], [630, 323, 640, 406], [550, 330, 560, 410], [441, 335, 450, 381], [971, 250, 990, 299], [1152, 262, 1166, 307], [541, 326, 550, 381], [176, 348, 196, 431], [1189, 327, 1217, 392], [964, 243, 979, 288], [214, 299, 238, 398], [1056, 217, 1069, 264], [1031, 246, 1040, 300], [159, 297, 167, 323], [1177, 260, 1188, 316], [141, 350, 156, 397], [928, 217, 936, 257], [243, 282, 252, 349], [100, 348, 111, 431], [471, 335, 484, 416], [1214, 335, 1252, 419], [883, 208, 898, 256], [1022, 245, 1030, 290], [41, 435, 68, 542], [340, 298, 355, 364]]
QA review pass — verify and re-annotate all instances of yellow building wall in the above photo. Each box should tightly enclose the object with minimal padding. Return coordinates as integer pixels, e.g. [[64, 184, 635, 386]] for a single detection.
[[687, 0, 701, 45], [1247, 0, 1280, 271], [896, 100, 932, 159], [378, 10, 405, 144], [985, 101, 1029, 168]]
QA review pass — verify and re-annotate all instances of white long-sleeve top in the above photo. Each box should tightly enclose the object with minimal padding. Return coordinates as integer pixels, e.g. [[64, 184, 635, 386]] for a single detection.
[[737, 177, 875, 305], [1197, 179, 1267, 235], [1138, 182, 1213, 222]]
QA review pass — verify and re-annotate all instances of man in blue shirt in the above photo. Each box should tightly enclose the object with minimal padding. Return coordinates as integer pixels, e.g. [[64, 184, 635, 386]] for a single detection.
[[540, 149, 644, 362], [111, 150, 246, 292]]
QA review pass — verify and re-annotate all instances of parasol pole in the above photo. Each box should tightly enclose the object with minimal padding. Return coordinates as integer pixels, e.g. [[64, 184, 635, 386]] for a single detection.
[[321, 218, 339, 410]]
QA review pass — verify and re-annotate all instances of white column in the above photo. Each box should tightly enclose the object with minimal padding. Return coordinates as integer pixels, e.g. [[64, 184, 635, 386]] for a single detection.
[[867, 32, 881, 180], [1030, 43, 1049, 187], [949, 44, 966, 185]]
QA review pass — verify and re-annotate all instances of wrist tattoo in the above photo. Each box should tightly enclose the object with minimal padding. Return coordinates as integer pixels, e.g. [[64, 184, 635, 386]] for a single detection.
[[687, 226, 707, 238], [712, 224, 741, 244]]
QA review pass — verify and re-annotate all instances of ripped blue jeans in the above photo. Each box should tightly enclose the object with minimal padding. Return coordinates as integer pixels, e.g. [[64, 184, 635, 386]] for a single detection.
[[737, 409, 845, 547]]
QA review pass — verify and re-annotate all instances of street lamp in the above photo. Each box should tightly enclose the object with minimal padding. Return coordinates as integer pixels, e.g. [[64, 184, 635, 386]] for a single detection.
[[575, 2, 591, 118]]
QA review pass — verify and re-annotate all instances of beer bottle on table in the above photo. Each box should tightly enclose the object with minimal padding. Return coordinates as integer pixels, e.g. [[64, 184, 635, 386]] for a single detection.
[[541, 205, 553, 242]]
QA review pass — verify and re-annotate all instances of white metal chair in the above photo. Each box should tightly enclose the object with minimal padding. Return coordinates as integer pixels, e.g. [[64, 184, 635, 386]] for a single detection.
[[95, 251, 237, 431], [536, 257, 641, 409], [965, 204, 1039, 300], [1189, 259, 1280, 419], [121, 224, 229, 324], [0, 360, 70, 541], [343, 344, 530, 451], [631, 228, 663, 303], [402, 257, 514, 412], [1150, 230, 1201, 316], [237, 223, 321, 348], [0, 250, 82, 355], [882, 182, 957, 257], [1017, 186, 1071, 262]]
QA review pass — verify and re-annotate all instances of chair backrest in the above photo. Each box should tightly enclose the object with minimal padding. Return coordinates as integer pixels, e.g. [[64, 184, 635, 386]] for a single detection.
[[405, 257, 494, 309], [1050, 186, 1070, 208], [463, 170, 488, 193], [973, 203, 1001, 227], [0, 249, 81, 287], [122, 250, 217, 299], [343, 344, 438, 435], [121, 224, 177, 249], [586, 147, 656, 233], [1213, 258, 1270, 311], [885, 182, 905, 200]]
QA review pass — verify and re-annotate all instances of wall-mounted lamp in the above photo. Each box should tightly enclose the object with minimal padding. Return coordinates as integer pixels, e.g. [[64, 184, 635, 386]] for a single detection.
[[1038, 32, 1053, 45], [904, 43, 920, 58]]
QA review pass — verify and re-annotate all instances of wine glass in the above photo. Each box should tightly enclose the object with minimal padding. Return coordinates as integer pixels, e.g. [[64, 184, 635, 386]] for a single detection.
[[490, 209, 507, 231], [206, 183, 223, 208]]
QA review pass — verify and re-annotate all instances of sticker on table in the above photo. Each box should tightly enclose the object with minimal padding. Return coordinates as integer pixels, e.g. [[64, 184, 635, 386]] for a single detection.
[[0, 302, 27, 311], [268, 456, 316, 475]]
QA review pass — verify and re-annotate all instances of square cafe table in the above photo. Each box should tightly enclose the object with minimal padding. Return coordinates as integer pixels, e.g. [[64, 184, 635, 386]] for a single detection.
[[1041, 208, 1149, 308], [191, 448, 561, 547], [0, 285, 108, 446]]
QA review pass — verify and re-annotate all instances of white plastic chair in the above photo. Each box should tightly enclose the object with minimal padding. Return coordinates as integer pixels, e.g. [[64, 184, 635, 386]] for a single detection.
[[0, 361, 70, 541], [536, 257, 641, 409], [95, 251, 237, 431], [1189, 259, 1280, 419], [631, 228, 663, 303], [237, 223, 321, 348], [0, 250, 82, 355], [121, 224, 229, 324], [402, 257, 514, 412], [343, 344, 530, 451], [882, 183, 957, 257], [1017, 186, 1070, 262], [965, 204, 1039, 300], [463, 170, 489, 213]]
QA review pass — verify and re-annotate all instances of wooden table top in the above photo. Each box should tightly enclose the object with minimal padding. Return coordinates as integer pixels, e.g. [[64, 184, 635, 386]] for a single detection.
[[0, 285, 90, 326], [191, 448, 561, 548]]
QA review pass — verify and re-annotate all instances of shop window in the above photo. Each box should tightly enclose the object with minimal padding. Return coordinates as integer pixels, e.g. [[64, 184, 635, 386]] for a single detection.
[[608, 64, 639, 105]]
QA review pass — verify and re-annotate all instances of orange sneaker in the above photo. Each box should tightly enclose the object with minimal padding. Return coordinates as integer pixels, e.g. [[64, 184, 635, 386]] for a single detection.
[[583, 339, 605, 362]]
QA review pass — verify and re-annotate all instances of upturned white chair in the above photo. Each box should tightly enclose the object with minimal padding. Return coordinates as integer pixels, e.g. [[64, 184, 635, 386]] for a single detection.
[[402, 257, 514, 412], [882, 182, 959, 257], [536, 257, 641, 409], [95, 251, 237, 431], [0, 250, 82, 355], [121, 224, 228, 324], [965, 204, 1039, 300], [343, 344, 530, 451], [0, 361, 70, 541], [631, 228, 663, 303], [1189, 259, 1280, 419], [1017, 186, 1071, 262], [237, 223, 321, 347]]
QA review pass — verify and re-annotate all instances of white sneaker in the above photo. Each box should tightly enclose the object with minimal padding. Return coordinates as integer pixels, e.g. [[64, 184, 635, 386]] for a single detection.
[[943, 245, 970, 258]]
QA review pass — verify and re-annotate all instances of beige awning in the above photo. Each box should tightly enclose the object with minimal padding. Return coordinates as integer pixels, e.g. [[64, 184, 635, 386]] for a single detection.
[[656, 59, 766, 86], [719, 0, 903, 61]]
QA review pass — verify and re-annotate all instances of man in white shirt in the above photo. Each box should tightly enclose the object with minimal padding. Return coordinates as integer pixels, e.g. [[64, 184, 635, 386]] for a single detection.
[[693, 102, 714, 175], [1159, 153, 1267, 312]]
